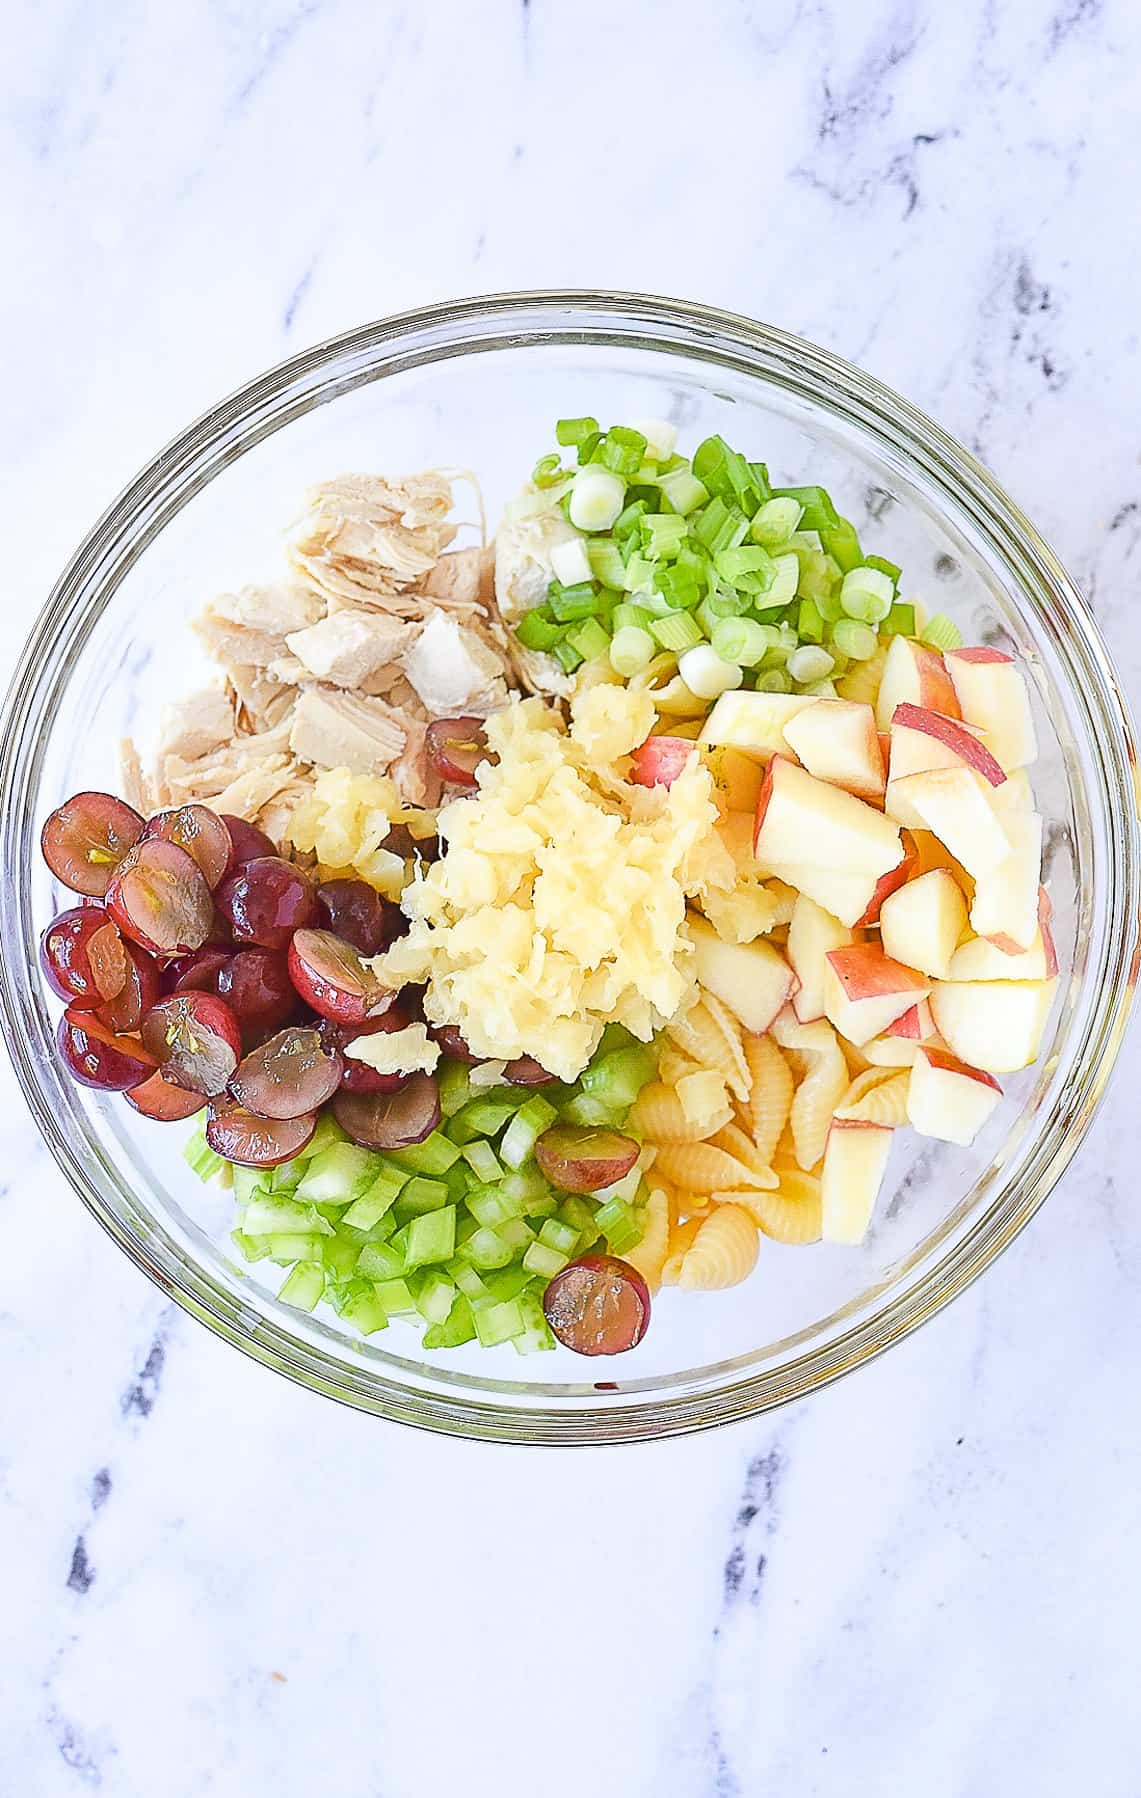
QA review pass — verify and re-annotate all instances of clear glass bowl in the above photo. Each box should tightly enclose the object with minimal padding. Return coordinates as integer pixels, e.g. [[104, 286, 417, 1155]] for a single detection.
[[2, 293, 1136, 1443]]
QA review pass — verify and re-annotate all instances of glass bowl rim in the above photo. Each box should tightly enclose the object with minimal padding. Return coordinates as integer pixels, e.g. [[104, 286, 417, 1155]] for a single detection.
[[2, 288, 1137, 1444]]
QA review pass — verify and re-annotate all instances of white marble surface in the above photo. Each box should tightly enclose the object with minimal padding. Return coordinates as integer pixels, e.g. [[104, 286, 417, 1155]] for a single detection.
[[3, 2, 1141, 1793]]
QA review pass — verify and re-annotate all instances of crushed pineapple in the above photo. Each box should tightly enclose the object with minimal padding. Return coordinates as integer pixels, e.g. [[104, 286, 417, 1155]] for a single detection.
[[285, 767, 436, 898], [344, 1022, 440, 1077], [371, 694, 735, 1080]]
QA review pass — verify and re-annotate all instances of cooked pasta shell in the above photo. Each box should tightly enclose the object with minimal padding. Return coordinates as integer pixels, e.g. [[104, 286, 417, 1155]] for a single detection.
[[677, 1204, 760, 1291]]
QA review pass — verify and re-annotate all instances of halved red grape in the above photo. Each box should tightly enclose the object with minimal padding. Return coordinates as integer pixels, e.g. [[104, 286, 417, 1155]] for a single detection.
[[41, 907, 124, 1006], [142, 805, 233, 889], [57, 1009, 156, 1091], [41, 792, 145, 897], [220, 814, 277, 865], [228, 1025, 342, 1119], [216, 856, 318, 950], [140, 992, 243, 1096], [216, 949, 296, 1044], [542, 1255, 651, 1356], [337, 1007, 412, 1094], [424, 716, 489, 789], [504, 1055, 555, 1086], [167, 947, 232, 995], [287, 929, 391, 1026], [534, 1124, 640, 1193], [106, 839, 215, 956], [333, 1071, 440, 1149], [316, 879, 404, 955], [96, 942, 162, 1034], [428, 1023, 482, 1064], [124, 1071, 207, 1122], [382, 825, 439, 863], [205, 1097, 317, 1166]]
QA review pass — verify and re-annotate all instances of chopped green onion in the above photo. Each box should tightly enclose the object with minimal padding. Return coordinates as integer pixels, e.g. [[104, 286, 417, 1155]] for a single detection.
[[657, 467, 708, 515], [586, 538, 627, 588], [713, 545, 777, 593], [751, 496, 804, 546], [797, 598, 824, 642], [710, 616, 771, 667], [556, 416, 600, 447], [569, 467, 625, 532], [840, 565, 894, 623], [576, 431, 602, 466], [621, 551, 655, 594], [864, 553, 901, 587], [650, 611, 704, 654], [609, 625, 656, 677], [567, 617, 611, 662], [552, 639, 584, 673], [693, 436, 766, 515], [548, 580, 599, 622], [532, 452, 565, 489], [756, 668, 793, 693], [920, 612, 962, 651], [773, 484, 839, 531], [882, 601, 917, 637], [763, 553, 800, 608], [799, 677, 839, 698], [611, 601, 651, 633], [787, 645, 835, 684], [513, 607, 563, 652], [655, 560, 703, 609], [819, 517, 864, 573], [677, 644, 744, 700], [641, 513, 688, 559], [831, 618, 880, 660], [596, 425, 648, 479]]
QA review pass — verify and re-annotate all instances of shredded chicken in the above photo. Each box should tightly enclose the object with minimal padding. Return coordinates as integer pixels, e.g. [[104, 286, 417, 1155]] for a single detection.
[[132, 468, 519, 834]]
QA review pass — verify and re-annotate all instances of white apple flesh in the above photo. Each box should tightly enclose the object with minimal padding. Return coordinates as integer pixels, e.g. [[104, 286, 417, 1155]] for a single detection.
[[879, 868, 969, 979], [787, 894, 855, 1023], [906, 1047, 1002, 1146], [782, 699, 885, 802], [821, 1118, 894, 1243], [967, 810, 1043, 951], [700, 690, 816, 760], [753, 756, 902, 874], [888, 767, 1012, 878], [687, 916, 797, 1035], [945, 647, 1038, 771], [929, 977, 1058, 1073], [874, 636, 962, 731], [823, 943, 932, 1044]]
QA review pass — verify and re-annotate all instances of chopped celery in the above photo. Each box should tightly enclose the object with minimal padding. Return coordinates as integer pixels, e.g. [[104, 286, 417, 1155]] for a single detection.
[[462, 1140, 503, 1183], [304, 1113, 350, 1159], [448, 1095, 519, 1143], [374, 1277, 416, 1315], [337, 1279, 388, 1335], [294, 1143, 377, 1206], [243, 1195, 334, 1238], [587, 538, 627, 588], [567, 616, 611, 662], [183, 1118, 227, 1183], [501, 1167, 549, 1205], [522, 1241, 569, 1279], [403, 1206, 457, 1268], [423, 1293, 477, 1349], [538, 1217, 580, 1257], [391, 1131, 462, 1176], [457, 1225, 515, 1270], [322, 1235, 361, 1282], [548, 580, 599, 623], [411, 1269, 457, 1325], [357, 1239, 406, 1280], [231, 1229, 269, 1264], [467, 1185, 521, 1229], [557, 1195, 599, 1244], [231, 1165, 264, 1208], [447, 1259, 492, 1301], [561, 1092, 624, 1129], [500, 1094, 558, 1169], [262, 1231, 329, 1265], [438, 1059, 473, 1117], [497, 1217, 536, 1252], [278, 1262, 325, 1312], [511, 1288, 557, 1354], [581, 1044, 657, 1108], [479, 1266, 533, 1303], [594, 1197, 644, 1256], [611, 601, 652, 632], [394, 1176, 449, 1217], [515, 608, 564, 653], [341, 1167, 406, 1229], [473, 1297, 527, 1348]]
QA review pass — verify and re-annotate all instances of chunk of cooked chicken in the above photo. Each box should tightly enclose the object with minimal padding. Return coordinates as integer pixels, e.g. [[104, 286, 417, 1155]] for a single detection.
[[420, 546, 489, 614], [225, 664, 297, 733], [284, 611, 419, 689], [494, 503, 580, 623], [288, 686, 407, 777], [158, 686, 235, 762], [289, 473, 456, 611], [196, 582, 324, 667], [401, 613, 509, 718]]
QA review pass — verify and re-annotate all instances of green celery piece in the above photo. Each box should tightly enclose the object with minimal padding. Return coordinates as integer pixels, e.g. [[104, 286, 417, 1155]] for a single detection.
[[230, 1229, 270, 1265], [391, 1131, 462, 1176], [294, 1143, 377, 1205], [304, 1112, 350, 1160], [462, 1139, 503, 1184], [882, 601, 916, 637], [393, 1176, 449, 1217], [538, 1217, 580, 1256], [478, 1266, 534, 1304], [500, 1094, 559, 1170], [422, 1293, 477, 1350], [411, 1268, 457, 1325], [278, 1262, 325, 1312], [581, 1044, 657, 1108], [341, 1168, 407, 1231], [447, 1258, 492, 1301], [262, 1231, 329, 1266], [374, 1277, 416, 1315], [243, 1195, 334, 1238], [357, 1239, 405, 1280], [511, 1288, 557, 1355], [522, 1241, 569, 1279], [515, 608, 563, 652], [321, 1235, 361, 1281], [473, 1297, 527, 1348], [338, 1279, 388, 1335], [438, 1059, 473, 1117], [403, 1206, 457, 1268], [457, 1225, 515, 1271]]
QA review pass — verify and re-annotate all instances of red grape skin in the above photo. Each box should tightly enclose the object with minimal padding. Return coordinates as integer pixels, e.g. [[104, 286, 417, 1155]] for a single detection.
[[124, 1071, 208, 1122], [228, 1026, 342, 1120], [333, 1072, 440, 1149], [105, 838, 215, 956], [503, 1055, 555, 1086], [216, 950, 297, 1045], [316, 879, 404, 955], [57, 1011, 156, 1091], [286, 928, 391, 1026], [142, 805, 234, 889], [220, 815, 277, 865], [424, 717, 489, 789], [40, 907, 121, 1006], [140, 992, 243, 1096], [206, 1098, 317, 1167], [167, 947, 233, 995], [542, 1255, 651, 1356], [428, 1023, 482, 1065], [41, 792, 145, 897], [95, 942, 162, 1034], [534, 1125, 640, 1193], [216, 857, 318, 950]]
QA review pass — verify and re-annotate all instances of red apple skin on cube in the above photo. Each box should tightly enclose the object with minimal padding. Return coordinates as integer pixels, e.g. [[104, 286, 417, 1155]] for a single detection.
[[874, 636, 962, 732], [863, 998, 940, 1066], [823, 943, 932, 1044], [945, 902, 1057, 981], [888, 997, 935, 1040], [889, 704, 1007, 787], [852, 836, 919, 926], [879, 868, 969, 979], [788, 894, 855, 1023], [945, 647, 1038, 771], [821, 1118, 894, 1243], [888, 767, 1012, 878], [906, 1046, 1002, 1146], [629, 736, 696, 789], [700, 691, 815, 761], [781, 700, 885, 803]]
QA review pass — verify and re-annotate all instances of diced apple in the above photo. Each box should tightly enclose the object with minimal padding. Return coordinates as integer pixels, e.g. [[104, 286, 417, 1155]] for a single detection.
[[906, 1047, 1002, 1146], [945, 647, 1037, 770], [821, 1118, 894, 1243], [874, 636, 962, 731], [700, 691, 816, 761], [754, 757, 901, 875], [629, 735, 695, 789], [945, 930, 1055, 982], [889, 767, 1012, 878], [990, 768, 1035, 817], [688, 916, 797, 1036], [885, 703, 1006, 829], [907, 828, 975, 900], [788, 895, 855, 1023], [968, 811, 1042, 951], [703, 745, 766, 813], [782, 699, 885, 803], [823, 943, 931, 1045], [863, 999, 938, 1066], [929, 977, 1058, 1073], [879, 869, 968, 979], [888, 998, 935, 1040], [767, 834, 915, 931]]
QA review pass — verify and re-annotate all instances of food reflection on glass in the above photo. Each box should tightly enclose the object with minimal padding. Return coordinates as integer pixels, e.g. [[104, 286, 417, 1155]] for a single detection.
[[36, 421, 1059, 1356]]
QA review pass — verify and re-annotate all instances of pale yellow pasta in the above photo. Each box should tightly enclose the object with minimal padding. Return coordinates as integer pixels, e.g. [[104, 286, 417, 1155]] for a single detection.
[[623, 1186, 672, 1292], [657, 1041, 701, 1086], [836, 640, 888, 708], [836, 1069, 911, 1126], [677, 1204, 760, 1291], [629, 1079, 732, 1145], [744, 1035, 794, 1168], [715, 1167, 823, 1244], [661, 1214, 706, 1285], [653, 1140, 778, 1194], [667, 994, 750, 1102], [709, 1121, 776, 1181], [773, 1013, 849, 1170]]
